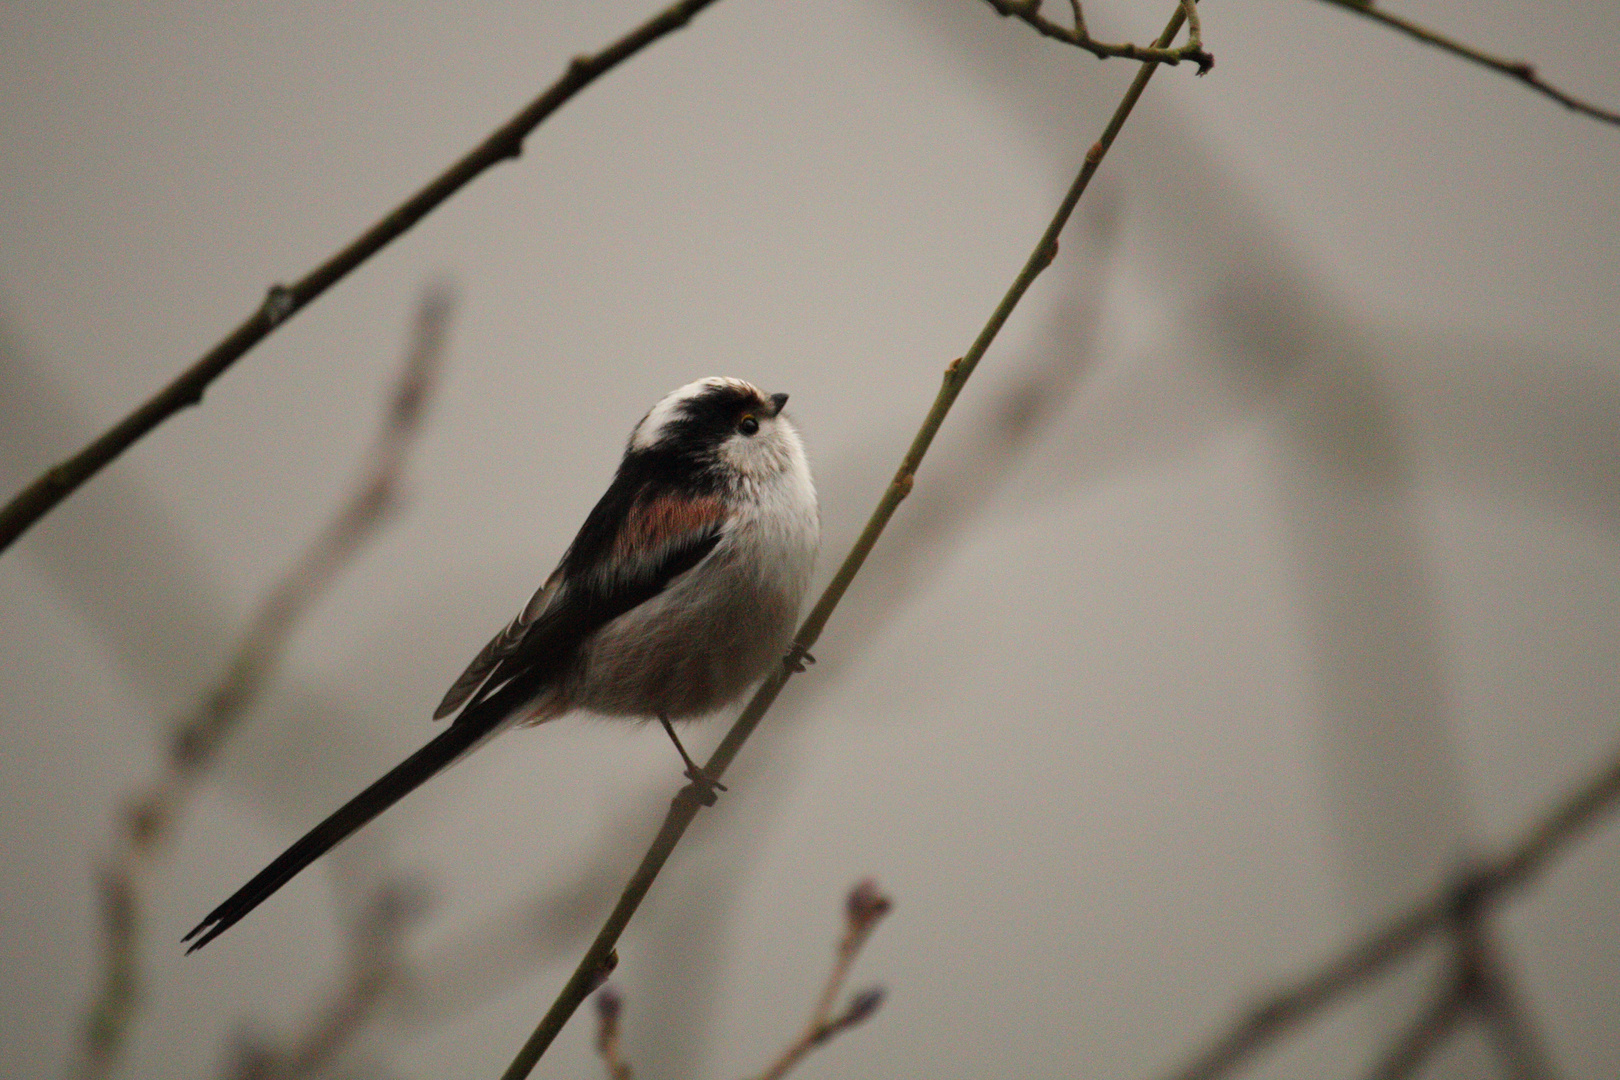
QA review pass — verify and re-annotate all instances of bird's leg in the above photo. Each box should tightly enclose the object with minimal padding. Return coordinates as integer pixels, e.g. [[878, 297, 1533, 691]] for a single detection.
[[659, 714, 726, 804]]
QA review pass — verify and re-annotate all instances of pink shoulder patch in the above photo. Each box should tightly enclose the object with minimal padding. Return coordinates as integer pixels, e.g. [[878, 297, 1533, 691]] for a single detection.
[[616, 493, 726, 560]]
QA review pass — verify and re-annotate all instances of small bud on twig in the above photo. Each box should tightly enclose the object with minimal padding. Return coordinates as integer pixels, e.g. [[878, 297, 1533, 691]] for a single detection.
[[845, 878, 892, 935], [585, 948, 620, 998], [814, 985, 887, 1043]]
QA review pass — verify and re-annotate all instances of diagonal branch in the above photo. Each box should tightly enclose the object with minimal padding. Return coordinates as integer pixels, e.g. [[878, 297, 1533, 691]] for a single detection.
[[0, 0, 725, 557], [495, 4, 1199, 1077], [1312, 0, 1620, 127]]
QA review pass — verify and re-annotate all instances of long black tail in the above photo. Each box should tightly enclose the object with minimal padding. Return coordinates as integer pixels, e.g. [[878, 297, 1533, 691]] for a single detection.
[[183, 712, 499, 953]]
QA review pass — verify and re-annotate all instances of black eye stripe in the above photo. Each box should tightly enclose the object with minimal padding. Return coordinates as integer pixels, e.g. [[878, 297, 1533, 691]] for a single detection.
[[661, 386, 767, 439]]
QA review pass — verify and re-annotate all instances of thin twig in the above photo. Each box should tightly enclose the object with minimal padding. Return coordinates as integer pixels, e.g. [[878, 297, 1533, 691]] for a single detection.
[[980, 0, 1213, 74], [1160, 746, 1620, 1080], [755, 880, 891, 1080], [1313, 0, 1620, 127], [70, 290, 454, 1080], [0, 0, 724, 556], [585, 884, 889, 1080], [496, 5, 1195, 1076]]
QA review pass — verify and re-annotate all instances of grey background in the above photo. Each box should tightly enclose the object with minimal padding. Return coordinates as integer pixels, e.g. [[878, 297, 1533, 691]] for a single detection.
[[2, 0, 1617, 1077]]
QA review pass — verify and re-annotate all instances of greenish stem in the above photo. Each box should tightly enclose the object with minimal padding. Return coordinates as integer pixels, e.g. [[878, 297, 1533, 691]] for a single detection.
[[496, 6, 1196, 1077]]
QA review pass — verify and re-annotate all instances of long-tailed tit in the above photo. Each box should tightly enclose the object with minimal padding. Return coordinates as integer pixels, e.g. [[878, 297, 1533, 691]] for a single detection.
[[185, 377, 818, 952]]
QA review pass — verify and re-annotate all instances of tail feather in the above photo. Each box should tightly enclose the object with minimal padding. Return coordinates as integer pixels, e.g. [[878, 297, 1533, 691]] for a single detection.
[[183, 713, 496, 953]]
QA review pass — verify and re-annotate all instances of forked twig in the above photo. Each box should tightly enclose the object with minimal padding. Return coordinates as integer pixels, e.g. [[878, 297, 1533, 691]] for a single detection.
[[497, 3, 1197, 1076], [754, 880, 891, 1080], [587, 882, 891, 1080], [0, 0, 724, 556], [1364, 890, 1558, 1080], [1313, 0, 1620, 127], [70, 290, 453, 1080], [980, 0, 1213, 74]]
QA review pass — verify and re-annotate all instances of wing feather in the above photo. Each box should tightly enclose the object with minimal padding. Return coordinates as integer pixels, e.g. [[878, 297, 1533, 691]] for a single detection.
[[434, 488, 729, 722], [432, 574, 560, 719]]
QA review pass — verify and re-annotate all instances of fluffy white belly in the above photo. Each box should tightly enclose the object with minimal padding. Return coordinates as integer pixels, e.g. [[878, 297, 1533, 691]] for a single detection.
[[567, 515, 814, 720]]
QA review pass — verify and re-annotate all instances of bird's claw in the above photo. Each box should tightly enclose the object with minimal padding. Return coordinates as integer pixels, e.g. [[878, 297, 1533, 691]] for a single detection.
[[683, 764, 727, 806], [785, 648, 817, 674]]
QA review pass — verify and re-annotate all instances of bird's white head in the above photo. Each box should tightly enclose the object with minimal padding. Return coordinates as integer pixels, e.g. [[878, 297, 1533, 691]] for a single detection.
[[630, 376, 808, 486]]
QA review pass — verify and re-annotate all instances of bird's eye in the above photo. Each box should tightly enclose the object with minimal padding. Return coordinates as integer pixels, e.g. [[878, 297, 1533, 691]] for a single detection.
[[738, 415, 759, 436]]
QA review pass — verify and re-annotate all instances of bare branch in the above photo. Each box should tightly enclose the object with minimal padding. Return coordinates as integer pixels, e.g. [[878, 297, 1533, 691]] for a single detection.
[[980, 0, 1213, 74], [0, 0, 725, 555], [1365, 893, 1560, 1080], [496, 4, 1198, 1075], [585, 883, 890, 1080], [70, 290, 454, 1080], [1453, 911, 1562, 1080], [1313, 0, 1620, 127], [754, 880, 892, 1080], [1160, 746, 1620, 1080]]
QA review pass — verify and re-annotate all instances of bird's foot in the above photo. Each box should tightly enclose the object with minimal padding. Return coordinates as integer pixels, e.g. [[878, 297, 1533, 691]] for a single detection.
[[785, 647, 817, 674], [660, 714, 726, 806], [681, 763, 728, 806]]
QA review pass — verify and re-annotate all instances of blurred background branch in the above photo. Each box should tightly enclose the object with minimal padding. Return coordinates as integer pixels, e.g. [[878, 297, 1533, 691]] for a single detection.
[[69, 290, 452, 1080], [1312, 0, 1620, 126], [1165, 744, 1620, 1080], [224, 880, 432, 1080]]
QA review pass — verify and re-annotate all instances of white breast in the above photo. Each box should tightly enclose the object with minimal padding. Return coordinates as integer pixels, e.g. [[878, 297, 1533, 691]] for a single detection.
[[568, 426, 819, 721]]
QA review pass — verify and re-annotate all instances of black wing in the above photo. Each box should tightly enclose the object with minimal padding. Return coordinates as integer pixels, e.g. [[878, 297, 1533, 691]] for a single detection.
[[436, 451, 731, 722], [185, 462, 727, 952], [433, 572, 560, 719]]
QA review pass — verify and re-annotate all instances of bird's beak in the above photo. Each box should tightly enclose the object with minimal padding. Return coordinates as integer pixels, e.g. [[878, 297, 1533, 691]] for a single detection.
[[768, 392, 789, 416]]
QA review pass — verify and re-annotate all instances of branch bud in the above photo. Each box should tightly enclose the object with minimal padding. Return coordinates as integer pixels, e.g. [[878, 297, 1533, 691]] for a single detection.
[[845, 878, 892, 934]]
